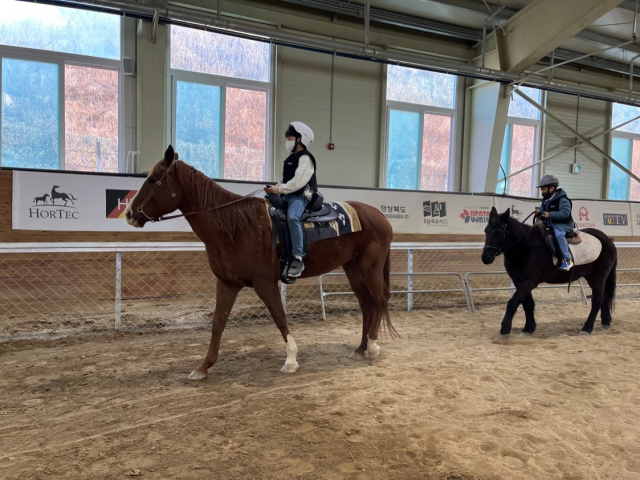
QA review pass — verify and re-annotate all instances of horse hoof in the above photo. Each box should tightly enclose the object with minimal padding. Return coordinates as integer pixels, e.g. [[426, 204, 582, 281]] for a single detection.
[[188, 369, 207, 380], [602, 324, 611, 330], [519, 332, 532, 337], [578, 330, 591, 336], [280, 361, 299, 373], [348, 350, 366, 360]]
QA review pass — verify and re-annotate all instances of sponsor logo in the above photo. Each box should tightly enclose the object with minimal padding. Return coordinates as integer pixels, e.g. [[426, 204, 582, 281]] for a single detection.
[[28, 185, 79, 220], [423, 201, 447, 225], [460, 207, 491, 224], [578, 207, 589, 221], [510, 204, 523, 220], [603, 213, 628, 226], [106, 189, 137, 219], [575, 206, 596, 228]]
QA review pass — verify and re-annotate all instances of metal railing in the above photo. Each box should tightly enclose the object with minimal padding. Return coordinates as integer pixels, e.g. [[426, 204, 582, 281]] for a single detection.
[[1, 241, 639, 342]]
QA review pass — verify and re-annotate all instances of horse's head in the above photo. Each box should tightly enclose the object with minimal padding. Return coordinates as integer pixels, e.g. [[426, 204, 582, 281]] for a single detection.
[[125, 145, 183, 228], [481, 207, 511, 265]]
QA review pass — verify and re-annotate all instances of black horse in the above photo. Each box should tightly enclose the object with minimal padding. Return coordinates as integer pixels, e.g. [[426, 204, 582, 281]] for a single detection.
[[481, 207, 617, 336]]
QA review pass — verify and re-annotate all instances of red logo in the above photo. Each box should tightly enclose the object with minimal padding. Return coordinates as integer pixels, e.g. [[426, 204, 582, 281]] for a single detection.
[[578, 207, 589, 221]]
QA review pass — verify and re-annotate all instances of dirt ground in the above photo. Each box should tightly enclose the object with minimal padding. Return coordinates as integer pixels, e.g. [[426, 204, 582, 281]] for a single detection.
[[1, 300, 640, 480]]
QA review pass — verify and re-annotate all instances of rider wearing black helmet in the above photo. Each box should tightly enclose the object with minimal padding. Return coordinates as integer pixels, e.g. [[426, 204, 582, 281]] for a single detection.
[[535, 174, 575, 271]]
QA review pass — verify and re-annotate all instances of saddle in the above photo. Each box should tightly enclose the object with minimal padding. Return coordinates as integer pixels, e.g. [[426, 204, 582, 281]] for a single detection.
[[266, 192, 339, 284], [535, 221, 603, 267]]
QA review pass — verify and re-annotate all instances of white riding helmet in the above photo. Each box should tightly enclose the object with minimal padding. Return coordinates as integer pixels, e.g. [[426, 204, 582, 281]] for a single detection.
[[286, 121, 314, 148]]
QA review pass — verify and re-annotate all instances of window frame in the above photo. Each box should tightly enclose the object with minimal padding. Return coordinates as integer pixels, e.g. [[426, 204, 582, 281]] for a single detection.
[[384, 99, 456, 191], [167, 27, 273, 181], [0, 18, 124, 172], [608, 130, 639, 200], [500, 114, 542, 198]]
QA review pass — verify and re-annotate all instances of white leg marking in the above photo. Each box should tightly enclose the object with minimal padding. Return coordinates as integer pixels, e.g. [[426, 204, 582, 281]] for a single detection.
[[280, 334, 299, 373], [366, 336, 380, 359], [188, 368, 207, 380]]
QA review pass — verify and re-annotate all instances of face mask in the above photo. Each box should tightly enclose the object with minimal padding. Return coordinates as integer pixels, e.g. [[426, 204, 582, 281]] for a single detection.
[[542, 190, 552, 200], [285, 140, 296, 153]]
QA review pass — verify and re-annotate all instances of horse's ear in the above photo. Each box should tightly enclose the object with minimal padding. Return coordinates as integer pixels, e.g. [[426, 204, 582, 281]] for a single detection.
[[163, 145, 175, 166], [490, 206, 497, 215], [500, 208, 511, 222]]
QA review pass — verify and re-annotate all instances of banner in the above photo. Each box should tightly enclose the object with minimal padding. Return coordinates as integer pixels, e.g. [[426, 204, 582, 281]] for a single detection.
[[11, 169, 640, 235]]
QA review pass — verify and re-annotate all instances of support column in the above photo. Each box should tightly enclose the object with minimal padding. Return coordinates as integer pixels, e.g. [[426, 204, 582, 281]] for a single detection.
[[465, 82, 510, 193], [136, 20, 168, 173]]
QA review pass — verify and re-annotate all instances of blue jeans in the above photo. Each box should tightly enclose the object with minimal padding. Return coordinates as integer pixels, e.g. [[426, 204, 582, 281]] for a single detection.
[[554, 227, 571, 261], [283, 194, 309, 259]]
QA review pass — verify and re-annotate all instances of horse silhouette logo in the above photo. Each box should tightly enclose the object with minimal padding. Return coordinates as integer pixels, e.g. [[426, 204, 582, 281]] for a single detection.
[[510, 205, 522, 219], [33, 193, 49, 205], [50, 186, 78, 207]]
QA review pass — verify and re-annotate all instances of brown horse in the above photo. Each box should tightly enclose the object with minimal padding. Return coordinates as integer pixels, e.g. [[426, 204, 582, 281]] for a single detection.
[[125, 146, 395, 380]]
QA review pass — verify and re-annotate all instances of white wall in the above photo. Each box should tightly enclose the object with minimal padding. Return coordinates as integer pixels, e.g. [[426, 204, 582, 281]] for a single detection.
[[543, 92, 609, 198], [276, 47, 382, 187]]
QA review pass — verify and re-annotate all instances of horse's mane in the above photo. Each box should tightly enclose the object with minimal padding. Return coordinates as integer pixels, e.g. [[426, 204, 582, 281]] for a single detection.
[[506, 215, 544, 246], [175, 161, 263, 240]]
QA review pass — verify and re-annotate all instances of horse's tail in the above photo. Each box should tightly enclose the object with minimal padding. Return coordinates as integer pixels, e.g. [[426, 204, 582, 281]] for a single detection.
[[604, 253, 617, 317], [381, 247, 398, 338], [69, 194, 78, 200]]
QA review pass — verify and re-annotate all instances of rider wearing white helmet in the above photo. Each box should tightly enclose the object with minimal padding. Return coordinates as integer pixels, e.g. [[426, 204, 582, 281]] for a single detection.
[[264, 121, 317, 277]]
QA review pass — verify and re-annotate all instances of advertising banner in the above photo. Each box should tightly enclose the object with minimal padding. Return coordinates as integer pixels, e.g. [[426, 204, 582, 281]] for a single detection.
[[11, 169, 640, 236]]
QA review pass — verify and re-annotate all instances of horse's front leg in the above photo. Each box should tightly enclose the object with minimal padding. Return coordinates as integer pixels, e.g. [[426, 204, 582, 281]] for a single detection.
[[188, 279, 242, 380], [500, 283, 534, 335], [253, 279, 298, 373]]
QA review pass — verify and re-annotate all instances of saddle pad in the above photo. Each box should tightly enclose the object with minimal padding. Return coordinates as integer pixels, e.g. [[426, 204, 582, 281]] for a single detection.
[[569, 232, 602, 266], [304, 202, 362, 240], [264, 200, 362, 244]]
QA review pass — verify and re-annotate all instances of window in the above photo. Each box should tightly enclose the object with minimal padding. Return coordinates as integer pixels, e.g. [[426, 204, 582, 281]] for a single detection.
[[0, 0, 121, 172], [170, 26, 270, 180], [385, 65, 456, 191], [609, 103, 640, 200], [497, 87, 541, 197]]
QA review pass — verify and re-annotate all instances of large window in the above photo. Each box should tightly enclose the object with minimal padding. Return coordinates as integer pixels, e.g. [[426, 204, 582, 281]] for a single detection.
[[170, 26, 270, 180], [497, 87, 541, 197], [0, 0, 121, 172], [609, 103, 640, 201], [385, 65, 456, 191]]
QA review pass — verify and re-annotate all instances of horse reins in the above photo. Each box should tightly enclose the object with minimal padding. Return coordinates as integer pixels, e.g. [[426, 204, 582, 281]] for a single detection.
[[482, 212, 536, 260], [136, 162, 264, 223]]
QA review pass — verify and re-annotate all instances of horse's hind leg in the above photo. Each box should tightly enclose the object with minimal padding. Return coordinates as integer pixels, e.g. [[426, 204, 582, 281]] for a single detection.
[[343, 261, 374, 360], [521, 294, 536, 335], [253, 279, 298, 373], [189, 279, 242, 380], [580, 276, 603, 335], [349, 250, 391, 360]]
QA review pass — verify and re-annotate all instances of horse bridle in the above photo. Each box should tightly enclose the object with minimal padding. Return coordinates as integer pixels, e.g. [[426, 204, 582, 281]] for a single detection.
[[482, 226, 519, 260], [135, 162, 263, 223], [135, 162, 178, 223]]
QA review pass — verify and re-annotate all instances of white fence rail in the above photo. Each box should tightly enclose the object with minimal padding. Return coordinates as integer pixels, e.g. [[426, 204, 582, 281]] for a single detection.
[[1, 242, 639, 342]]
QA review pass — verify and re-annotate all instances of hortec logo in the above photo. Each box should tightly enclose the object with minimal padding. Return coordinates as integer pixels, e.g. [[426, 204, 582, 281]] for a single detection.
[[28, 185, 79, 220], [460, 207, 491, 224], [106, 189, 137, 219]]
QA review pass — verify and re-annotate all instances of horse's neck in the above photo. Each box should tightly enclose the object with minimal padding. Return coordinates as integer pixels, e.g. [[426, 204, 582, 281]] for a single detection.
[[507, 218, 537, 246], [174, 162, 246, 244]]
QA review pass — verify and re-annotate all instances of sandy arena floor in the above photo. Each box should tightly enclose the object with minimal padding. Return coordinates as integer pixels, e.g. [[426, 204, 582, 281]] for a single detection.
[[1, 300, 640, 479]]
